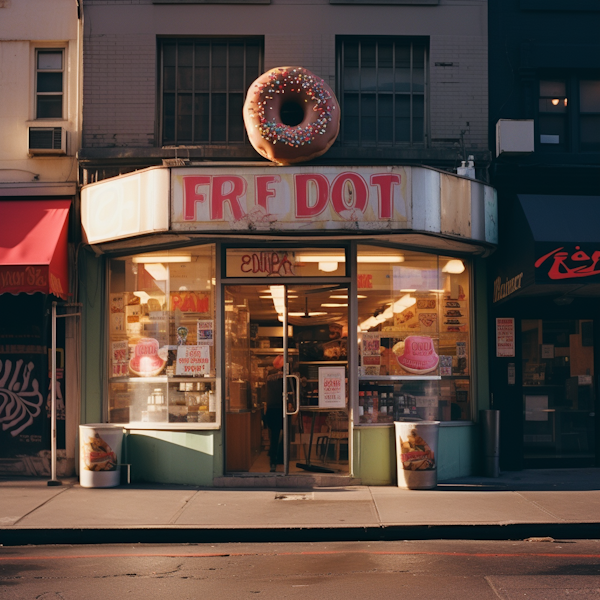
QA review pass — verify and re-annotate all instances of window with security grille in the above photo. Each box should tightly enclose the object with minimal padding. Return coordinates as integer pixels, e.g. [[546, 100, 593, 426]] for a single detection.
[[36, 49, 64, 119], [159, 38, 263, 146], [337, 37, 428, 146]]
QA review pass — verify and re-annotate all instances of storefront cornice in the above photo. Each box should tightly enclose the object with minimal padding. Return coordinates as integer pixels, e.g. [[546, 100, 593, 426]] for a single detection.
[[81, 164, 497, 250], [78, 146, 492, 171]]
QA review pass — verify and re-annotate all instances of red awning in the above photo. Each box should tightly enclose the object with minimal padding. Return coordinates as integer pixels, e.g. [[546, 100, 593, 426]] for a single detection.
[[0, 200, 71, 300]]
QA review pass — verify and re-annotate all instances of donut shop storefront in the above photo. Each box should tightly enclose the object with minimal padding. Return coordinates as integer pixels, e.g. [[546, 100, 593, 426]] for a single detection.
[[80, 164, 497, 486]]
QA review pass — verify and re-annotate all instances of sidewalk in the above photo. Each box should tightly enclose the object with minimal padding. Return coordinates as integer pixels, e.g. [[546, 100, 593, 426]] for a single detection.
[[2, 469, 600, 546]]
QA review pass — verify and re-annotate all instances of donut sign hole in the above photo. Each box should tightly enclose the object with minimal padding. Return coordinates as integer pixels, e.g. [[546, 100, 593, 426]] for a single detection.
[[280, 101, 306, 127]]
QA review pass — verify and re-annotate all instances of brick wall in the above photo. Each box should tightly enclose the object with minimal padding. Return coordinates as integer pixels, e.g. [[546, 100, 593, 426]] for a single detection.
[[83, 33, 156, 148], [430, 35, 488, 151], [82, 1, 488, 154]]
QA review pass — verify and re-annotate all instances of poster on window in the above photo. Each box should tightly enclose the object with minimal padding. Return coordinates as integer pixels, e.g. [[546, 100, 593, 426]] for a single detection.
[[318, 366, 346, 409], [111, 340, 129, 377], [196, 320, 214, 346], [175, 345, 211, 376], [496, 318, 515, 357]]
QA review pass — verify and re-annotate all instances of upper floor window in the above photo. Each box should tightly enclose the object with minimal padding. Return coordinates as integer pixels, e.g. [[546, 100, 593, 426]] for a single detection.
[[36, 49, 64, 119], [159, 38, 263, 146], [538, 76, 600, 152], [337, 37, 428, 147]]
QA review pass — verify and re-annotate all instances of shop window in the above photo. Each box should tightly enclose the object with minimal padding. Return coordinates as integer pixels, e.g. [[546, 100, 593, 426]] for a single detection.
[[337, 37, 428, 147], [36, 49, 64, 119], [357, 246, 471, 423], [159, 38, 263, 146], [538, 76, 600, 152], [107, 245, 218, 428]]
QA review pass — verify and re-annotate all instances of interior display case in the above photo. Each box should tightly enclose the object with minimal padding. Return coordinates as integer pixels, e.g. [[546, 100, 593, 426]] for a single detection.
[[107, 245, 218, 427]]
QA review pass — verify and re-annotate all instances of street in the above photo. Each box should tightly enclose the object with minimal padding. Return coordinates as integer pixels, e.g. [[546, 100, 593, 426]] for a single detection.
[[1, 540, 600, 599]]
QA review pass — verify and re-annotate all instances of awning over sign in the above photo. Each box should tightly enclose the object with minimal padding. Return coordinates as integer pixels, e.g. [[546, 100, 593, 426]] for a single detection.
[[491, 194, 600, 304], [0, 200, 70, 300]]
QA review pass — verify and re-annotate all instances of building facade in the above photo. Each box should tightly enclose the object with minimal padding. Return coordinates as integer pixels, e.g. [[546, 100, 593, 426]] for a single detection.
[[0, 0, 82, 476], [79, 0, 495, 485], [488, 0, 600, 470]]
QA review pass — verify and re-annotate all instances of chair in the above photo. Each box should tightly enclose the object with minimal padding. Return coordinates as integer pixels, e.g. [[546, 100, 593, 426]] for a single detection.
[[323, 411, 349, 464]]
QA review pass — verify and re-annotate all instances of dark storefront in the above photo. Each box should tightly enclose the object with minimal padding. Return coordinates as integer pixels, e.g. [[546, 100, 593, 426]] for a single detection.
[[0, 200, 72, 476], [490, 194, 600, 470]]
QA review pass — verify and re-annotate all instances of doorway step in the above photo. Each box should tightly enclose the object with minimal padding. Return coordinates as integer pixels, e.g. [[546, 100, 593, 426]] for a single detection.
[[213, 474, 361, 488]]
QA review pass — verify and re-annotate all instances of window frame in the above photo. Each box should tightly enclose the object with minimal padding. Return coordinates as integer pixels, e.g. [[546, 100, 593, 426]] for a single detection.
[[336, 36, 429, 148], [34, 48, 65, 121], [158, 37, 263, 147], [536, 71, 600, 154]]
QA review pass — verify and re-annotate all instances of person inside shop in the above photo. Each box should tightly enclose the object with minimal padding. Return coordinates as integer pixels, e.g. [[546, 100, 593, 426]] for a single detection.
[[265, 354, 284, 472]]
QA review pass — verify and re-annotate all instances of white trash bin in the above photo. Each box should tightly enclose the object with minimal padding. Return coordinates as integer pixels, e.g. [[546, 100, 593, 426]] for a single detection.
[[394, 421, 440, 489], [79, 424, 124, 488]]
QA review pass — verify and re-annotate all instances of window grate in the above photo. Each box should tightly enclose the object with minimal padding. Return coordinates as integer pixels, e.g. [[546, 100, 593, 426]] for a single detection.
[[337, 37, 428, 147], [159, 38, 263, 146]]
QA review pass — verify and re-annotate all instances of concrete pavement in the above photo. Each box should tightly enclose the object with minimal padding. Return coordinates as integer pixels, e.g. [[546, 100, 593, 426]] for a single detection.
[[1, 469, 600, 545]]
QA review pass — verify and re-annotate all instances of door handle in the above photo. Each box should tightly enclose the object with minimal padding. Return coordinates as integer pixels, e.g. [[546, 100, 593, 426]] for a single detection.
[[285, 374, 300, 416]]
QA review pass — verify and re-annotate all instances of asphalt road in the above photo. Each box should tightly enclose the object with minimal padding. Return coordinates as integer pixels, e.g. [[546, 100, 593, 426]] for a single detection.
[[1, 539, 600, 599]]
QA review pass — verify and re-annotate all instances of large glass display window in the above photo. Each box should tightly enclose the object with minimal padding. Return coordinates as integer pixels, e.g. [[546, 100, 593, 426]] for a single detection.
[[356, 245, 471, 424], [107, 245, 218, 428]]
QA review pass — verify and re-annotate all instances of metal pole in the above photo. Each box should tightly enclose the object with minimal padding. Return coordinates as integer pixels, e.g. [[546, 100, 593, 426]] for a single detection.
[[48, 302, 61, 486], [48, 305, 81, 487]]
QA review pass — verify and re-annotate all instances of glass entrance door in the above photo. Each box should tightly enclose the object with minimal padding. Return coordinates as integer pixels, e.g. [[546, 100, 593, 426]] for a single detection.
[[522, 319, 596, 467], [224, 284, 349, 475]]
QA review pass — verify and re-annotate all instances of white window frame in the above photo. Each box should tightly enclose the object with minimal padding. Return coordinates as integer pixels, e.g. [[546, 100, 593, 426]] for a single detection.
[[34, 47, 66, 121]]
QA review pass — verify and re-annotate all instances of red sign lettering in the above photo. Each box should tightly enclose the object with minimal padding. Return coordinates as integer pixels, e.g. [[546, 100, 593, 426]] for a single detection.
[[535, 246, 600, 280], [240, 252, 295, 276], [183, 176, 211, 221], [294, 174, 330, 218], [371, 173, 401, 219], [331, 172, 368, 215], [212, 176, 246, 221], [255, 175, 280, 211]]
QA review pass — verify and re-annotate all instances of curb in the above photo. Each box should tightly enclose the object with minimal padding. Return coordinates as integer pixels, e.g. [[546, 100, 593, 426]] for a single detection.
[[2, 523, 600, 546]]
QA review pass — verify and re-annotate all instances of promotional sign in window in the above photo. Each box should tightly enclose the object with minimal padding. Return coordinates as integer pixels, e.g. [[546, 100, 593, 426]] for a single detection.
[[496, 318, 515, 357], [318, 366, 346, 409], [175, 345, 211, 376]]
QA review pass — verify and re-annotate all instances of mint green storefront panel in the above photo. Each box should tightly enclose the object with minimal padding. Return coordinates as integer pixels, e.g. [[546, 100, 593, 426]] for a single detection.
[[353, 424, 476, 485], [126, 430, 222, 486]]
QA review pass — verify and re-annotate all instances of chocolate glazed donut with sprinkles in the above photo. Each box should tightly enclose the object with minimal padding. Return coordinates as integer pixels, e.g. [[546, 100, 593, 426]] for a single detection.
[[243, 66, 340, 165]]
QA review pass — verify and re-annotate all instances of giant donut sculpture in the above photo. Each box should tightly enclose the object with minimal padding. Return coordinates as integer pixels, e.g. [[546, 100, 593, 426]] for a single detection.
[[243, 66, 340, 166]]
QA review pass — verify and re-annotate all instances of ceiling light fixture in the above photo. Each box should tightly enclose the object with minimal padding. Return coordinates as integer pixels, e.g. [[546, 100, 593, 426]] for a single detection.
[[442, 259, 465, 274], [133, 255, 191, 263]]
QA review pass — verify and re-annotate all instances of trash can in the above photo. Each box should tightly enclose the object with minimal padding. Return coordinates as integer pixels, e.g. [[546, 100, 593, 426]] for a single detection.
[[79, 424, 124, 488], [480, 410, 500, 477], [394, 421, 440, 489]]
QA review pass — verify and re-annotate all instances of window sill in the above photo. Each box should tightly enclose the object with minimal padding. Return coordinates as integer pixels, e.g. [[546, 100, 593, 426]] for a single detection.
[[123, 423, 221, 431]]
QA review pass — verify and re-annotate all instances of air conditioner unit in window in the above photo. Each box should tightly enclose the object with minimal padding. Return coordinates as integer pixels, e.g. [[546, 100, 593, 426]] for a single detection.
[[28, 127, 66, 155], [496, 119, 534, 157]]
